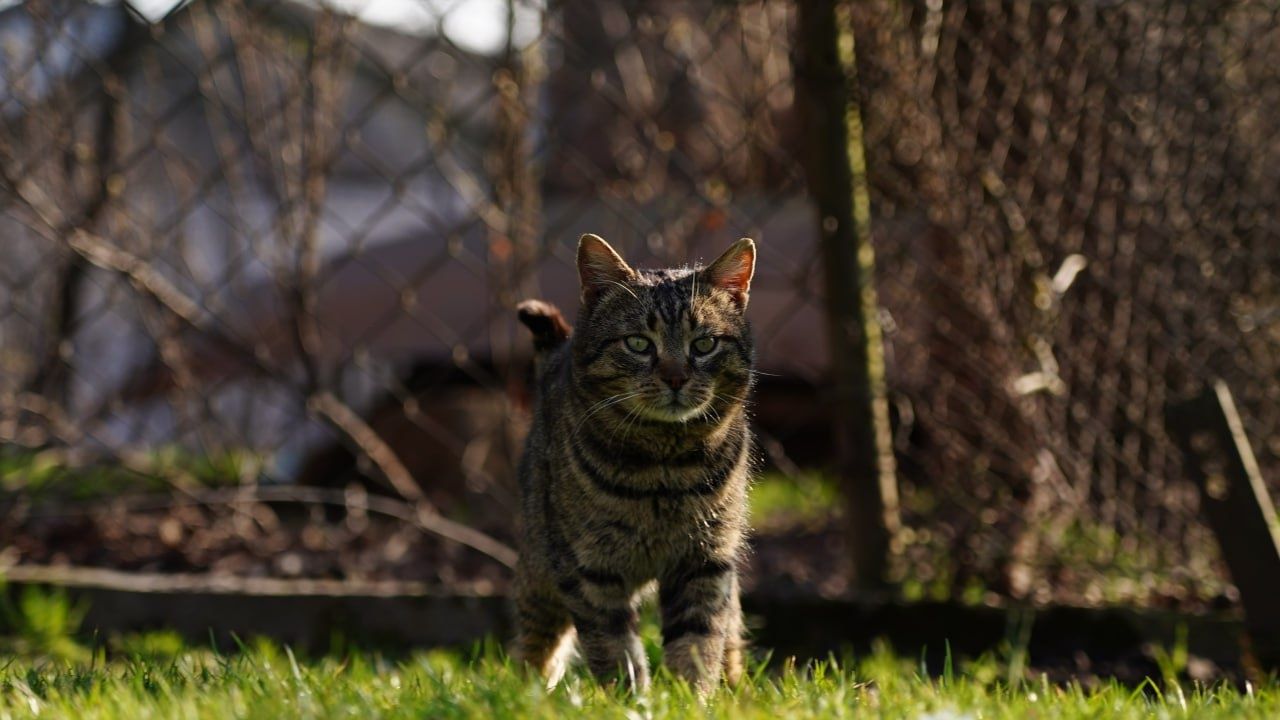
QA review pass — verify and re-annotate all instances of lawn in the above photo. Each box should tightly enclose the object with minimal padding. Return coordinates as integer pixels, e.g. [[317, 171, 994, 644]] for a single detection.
[[2, 638, 1278, 719], [0, 588, 1275, 720], [0, 465, 1270, 718]]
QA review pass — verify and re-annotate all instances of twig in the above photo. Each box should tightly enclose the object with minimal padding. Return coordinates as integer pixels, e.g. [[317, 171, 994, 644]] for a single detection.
[[307, 391, 424, 503], [19, 485, 518, 570]]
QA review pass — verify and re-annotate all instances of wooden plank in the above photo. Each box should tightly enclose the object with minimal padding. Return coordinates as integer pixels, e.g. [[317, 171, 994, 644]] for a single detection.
[[1167, 380, 1280, 669], [0, 565, 510, 653], [0, 564, 1248, 676]]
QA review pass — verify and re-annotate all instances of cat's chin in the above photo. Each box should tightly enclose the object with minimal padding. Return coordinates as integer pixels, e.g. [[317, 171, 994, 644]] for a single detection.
[[640, 401, 709, 424]]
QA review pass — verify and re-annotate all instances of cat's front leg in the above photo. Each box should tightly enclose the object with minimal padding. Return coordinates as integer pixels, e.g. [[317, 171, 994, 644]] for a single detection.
[[512, 567, 575, 689], [660, 553, 742, 695], [562, 571, 650, 691]]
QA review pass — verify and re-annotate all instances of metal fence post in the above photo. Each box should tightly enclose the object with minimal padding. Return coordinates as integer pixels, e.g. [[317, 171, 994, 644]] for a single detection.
[[795, 0, 900, 590]]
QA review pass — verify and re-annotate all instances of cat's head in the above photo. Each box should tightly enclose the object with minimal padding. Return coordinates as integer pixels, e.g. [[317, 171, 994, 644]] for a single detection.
[[571, 234, 755, 423]]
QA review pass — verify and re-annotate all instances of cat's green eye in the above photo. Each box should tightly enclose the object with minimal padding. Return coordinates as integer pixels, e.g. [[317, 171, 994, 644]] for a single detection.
[[625, 335, 652, 353], [692, 336, 718, 355]]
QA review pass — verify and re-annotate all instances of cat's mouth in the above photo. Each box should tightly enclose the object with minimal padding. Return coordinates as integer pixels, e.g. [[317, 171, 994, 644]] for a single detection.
[[639, 393, 710, 423]]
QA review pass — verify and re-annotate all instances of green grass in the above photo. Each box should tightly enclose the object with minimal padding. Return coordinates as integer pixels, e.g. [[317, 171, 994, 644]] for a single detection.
[[1, 638, 1278, 719], [750, 472, 841, 529], [0, 447, 261, 501], [0, 469, 1265, 717], [1, 588, 1278, 719]]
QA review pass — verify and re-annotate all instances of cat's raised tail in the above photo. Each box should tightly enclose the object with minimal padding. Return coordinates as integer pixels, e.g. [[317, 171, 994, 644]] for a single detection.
[[516, 299, 572, 354]]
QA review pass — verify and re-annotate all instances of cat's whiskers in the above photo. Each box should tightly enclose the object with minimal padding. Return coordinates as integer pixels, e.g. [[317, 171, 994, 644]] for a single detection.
[[572, 391, 644, 437], [578, 391, 634, 420], [712, 391, 752, 406], [700, 401, 722, 426], [709, 392, 753, 424], [610, 402, 647, 446], [604, 279, 639, 302], [689, 268, 699, 316]]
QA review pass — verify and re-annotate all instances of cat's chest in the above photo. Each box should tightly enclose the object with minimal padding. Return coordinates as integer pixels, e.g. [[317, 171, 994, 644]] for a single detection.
[[585, 494, 730, 574]]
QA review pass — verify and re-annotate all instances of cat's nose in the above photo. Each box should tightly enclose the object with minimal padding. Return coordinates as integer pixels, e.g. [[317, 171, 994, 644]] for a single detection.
[[660, 369, 689, 390]]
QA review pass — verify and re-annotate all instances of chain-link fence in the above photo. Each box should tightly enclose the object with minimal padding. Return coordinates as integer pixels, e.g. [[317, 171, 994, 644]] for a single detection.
[[1, 0, 1276, 610], [855, 0, 1280, 606]]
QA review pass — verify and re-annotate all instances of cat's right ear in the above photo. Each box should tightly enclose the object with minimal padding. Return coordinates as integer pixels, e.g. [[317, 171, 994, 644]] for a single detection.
[[577, 233, 635, 306]]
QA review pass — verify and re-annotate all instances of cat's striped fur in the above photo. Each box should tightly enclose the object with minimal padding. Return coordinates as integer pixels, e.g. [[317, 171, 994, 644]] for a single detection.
[[513, 234, 757, 694]]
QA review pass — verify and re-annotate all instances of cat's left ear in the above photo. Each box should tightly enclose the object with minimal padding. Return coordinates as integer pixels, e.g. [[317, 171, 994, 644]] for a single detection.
[[702, 238, 756, 308]]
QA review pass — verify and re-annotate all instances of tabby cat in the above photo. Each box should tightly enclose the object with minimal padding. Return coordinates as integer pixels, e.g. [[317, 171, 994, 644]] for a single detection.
[[512, 234, 756, 695]]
